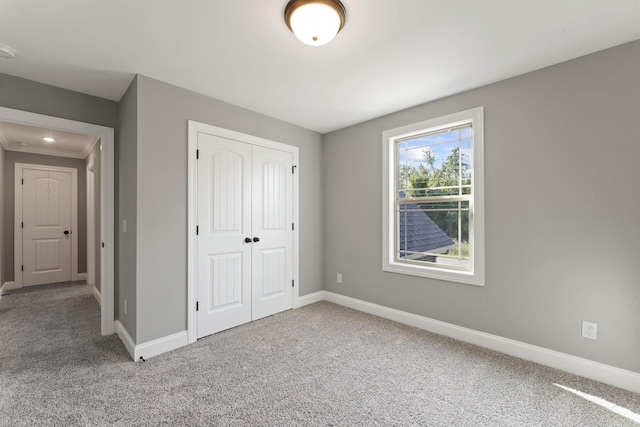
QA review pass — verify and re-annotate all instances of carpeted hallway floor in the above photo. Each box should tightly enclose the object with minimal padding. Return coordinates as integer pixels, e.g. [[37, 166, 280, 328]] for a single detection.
[[1, 282, 639, 426]]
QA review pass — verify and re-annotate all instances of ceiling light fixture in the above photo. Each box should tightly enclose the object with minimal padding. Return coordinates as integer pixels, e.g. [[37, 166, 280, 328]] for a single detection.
[[284, 0, 346, 47], [43, 137, 55, 143]]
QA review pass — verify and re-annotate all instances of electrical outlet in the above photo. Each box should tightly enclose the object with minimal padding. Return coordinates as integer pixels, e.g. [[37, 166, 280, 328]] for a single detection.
[[124, 299, 128, 315], [582, 321, 597, 340], [337, 273, 343, 284]]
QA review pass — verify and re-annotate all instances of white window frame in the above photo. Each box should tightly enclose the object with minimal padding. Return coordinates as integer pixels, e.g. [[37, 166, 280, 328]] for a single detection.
[[382, 107, 485, 286]]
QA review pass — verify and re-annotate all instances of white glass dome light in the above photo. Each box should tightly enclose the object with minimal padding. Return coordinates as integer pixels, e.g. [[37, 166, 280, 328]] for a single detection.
[[285, 0, 346, 47]]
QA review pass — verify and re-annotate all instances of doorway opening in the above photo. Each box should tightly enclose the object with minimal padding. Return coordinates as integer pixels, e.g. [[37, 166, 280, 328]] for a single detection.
[[0, 106, 115, 335]]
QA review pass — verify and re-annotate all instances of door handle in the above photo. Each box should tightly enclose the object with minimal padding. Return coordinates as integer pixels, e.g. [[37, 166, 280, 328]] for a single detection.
[[253, 237, 260, 243], [64, 230, 70, 235], [244, 237, 252, 243]]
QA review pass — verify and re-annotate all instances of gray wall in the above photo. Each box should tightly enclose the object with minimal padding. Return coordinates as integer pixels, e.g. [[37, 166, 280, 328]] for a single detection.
[[323, 40, 640, 374], [134, 75, 323, 343], [86, 141, 101, 291], [0, 73, 118, 127], [0, 145, 5, 285], [3, 152, 87, 280], [117, 77, 138, 341]]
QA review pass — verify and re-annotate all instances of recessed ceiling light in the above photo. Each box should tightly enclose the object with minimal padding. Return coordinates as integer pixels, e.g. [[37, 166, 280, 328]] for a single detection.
[[43, 137, 56, 143], [0, 44, 16, 59]]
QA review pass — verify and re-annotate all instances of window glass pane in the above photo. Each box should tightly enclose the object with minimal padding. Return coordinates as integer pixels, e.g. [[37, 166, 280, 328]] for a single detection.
[[396, 126, 472, 199], [396, 200, 470, 270]]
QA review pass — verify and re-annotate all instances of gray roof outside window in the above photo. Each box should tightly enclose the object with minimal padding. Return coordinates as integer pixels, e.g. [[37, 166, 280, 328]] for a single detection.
[[398, 192, 454, 255]]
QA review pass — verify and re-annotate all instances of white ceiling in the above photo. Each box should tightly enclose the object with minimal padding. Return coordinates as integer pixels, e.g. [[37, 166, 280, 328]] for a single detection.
[[0, 121, 97, 159], [0, 0, 639, 134]]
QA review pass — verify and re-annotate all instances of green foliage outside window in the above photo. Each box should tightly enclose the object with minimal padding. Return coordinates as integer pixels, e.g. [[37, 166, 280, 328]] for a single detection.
[[398, 146, 471, 247]]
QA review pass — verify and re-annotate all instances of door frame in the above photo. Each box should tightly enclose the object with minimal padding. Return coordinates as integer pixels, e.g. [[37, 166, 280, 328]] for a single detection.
[[0, 106, 115, 336], [15, 163, 78, 286], [87, 160, 96, 296], [187, 121, 300, 344]]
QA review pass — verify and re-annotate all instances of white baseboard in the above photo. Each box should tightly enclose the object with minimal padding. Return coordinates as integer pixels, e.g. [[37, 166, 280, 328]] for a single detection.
[[92, 285, 102, 306], [295, 290, 325, 308], [1, 281, 19, 301], [77, 273, 87, 282], [116, 320, 188, 362], [323, 291, 640, 394], [135, 331, 188, 362], [2, 281, 19, 291], [115, 320, 136, 360]]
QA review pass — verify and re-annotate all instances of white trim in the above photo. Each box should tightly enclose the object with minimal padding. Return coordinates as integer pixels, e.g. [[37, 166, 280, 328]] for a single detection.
[[92, 284, 101, 306], [115, 320, 136, 360], [382, 107, 485, 286], [1, 281, 18, 300], [134, 331, 189, 362], [291, 149, 301, 314], [1, 143, 94, 160], [2, 281, 19, 291], [81, 137, 101, 160], [0, 107, 115, 336], [100, 122, 115, 336], [87, 165, 95, 289], [15, 163, 79, 286], [115, 323, 189, 362], [187, 122, 197, 344], [77, 272, 87, 282], [294, 290, 326, 308], [323, 291, 640, 394], [187, 121, 300, 345]]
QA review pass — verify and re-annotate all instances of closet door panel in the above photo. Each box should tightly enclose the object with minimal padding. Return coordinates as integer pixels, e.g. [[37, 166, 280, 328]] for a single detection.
[[197, 134, 252, 338], [251, 145, 294, 320]]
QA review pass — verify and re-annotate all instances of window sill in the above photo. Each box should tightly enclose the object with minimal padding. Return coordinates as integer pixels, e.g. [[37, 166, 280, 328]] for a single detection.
[[383, 262, 484, 287]]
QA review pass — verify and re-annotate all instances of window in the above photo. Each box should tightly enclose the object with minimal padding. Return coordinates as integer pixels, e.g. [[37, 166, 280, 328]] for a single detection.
[[382, 107, 484, 286]]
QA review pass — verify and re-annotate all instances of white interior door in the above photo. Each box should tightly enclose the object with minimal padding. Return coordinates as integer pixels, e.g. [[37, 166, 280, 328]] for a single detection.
[[197, 133, 253, 337], [251, 145, 293, 320], [196, 133, 295, 338], [21, 168, 72, 286]]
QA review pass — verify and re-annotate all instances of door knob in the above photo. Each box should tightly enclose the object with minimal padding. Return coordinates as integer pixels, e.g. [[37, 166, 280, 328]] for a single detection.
[[64, 230, 70, 235], [244, 237, 252, 243], [253, 237, 260, 242]]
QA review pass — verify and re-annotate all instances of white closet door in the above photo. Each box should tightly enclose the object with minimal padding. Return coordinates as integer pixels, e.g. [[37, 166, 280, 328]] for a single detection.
[[22, 168, 72, 286], [251, 146, 294, 320], [197, 134, 252, 338]]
